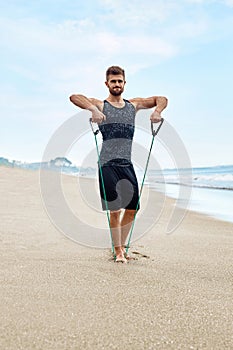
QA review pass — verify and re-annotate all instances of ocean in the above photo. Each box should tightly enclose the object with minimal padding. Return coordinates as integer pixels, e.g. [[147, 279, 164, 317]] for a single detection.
[[146, 165, 233, 224]]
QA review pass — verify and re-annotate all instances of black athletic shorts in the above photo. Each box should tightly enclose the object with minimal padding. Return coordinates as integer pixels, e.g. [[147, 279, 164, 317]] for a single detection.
[[98, 164, 140, 211]]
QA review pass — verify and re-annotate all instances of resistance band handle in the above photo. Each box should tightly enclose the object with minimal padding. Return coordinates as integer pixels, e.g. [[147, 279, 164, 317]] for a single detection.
[[89, 118, 99, 135], [151, 118, 164, 136]]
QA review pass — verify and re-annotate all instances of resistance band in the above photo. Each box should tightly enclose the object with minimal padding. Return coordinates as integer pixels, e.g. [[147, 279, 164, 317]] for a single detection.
[[125, 118, 164, 254], [89, 118, 164, 257], [89, 119, 115, 257]]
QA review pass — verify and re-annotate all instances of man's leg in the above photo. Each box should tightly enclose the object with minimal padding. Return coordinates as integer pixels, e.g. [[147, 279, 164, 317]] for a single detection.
[[120, 209, 136, 254], [110, 210, 126, 262]]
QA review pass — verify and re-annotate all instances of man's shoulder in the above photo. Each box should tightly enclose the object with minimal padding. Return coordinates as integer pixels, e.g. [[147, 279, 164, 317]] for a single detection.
[[127, 98, 138, 110]]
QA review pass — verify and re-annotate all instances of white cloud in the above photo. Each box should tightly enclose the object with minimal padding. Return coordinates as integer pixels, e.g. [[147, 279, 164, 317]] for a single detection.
[[0, 6, 231, 100], [224, 0, 233, 6], [0, 15, 179, 93], [1, 0, 232, 99], [0, 0, 229, 123], [98, 0, 178, 25]]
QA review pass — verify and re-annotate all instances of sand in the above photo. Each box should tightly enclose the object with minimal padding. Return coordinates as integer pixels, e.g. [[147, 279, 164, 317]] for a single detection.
[[0, 166, 233, 350]]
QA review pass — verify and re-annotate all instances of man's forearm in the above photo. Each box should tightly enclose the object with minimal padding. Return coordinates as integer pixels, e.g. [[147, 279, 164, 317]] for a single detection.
[[154, 96, 168, 113], [69, 94, 98, 112]]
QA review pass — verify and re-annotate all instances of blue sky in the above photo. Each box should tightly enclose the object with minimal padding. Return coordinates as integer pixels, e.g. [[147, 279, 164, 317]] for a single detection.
[[1, 0, 233, 167]]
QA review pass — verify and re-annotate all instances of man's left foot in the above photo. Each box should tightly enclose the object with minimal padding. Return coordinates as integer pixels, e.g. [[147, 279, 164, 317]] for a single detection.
[[121, 247, 136, 260]]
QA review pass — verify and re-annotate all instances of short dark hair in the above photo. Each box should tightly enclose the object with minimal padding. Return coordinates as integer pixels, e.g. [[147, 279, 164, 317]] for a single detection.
[[106, 66, 125, 81]]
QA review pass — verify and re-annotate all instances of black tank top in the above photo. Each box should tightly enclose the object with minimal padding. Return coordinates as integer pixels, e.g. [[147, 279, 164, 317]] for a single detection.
[[99, 99, 136, 166]]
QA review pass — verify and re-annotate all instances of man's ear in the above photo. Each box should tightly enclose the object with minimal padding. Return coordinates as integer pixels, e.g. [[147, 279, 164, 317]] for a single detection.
[[105, 81, 109, 87]]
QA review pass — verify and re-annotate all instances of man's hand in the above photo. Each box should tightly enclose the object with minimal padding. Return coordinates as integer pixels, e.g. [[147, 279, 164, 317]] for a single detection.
[[150, 110, 162, 123], [91, 107, 106, 124]]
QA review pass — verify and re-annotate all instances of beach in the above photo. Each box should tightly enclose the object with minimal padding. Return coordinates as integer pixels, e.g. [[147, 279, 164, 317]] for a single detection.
[[0, 167, 233, 350]]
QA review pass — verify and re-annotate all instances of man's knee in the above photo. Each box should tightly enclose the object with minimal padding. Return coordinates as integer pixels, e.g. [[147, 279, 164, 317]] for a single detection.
[[125, 209, 136, 220], [110, 209, 122, 224]]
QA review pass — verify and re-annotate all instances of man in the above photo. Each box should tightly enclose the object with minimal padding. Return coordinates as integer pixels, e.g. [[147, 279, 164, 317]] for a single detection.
[[70, 66, 168, 263]]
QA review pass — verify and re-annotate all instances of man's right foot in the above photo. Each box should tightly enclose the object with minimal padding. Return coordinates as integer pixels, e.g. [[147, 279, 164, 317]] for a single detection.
[[114, 247, 127, 263], [115, 255, 127, 263]]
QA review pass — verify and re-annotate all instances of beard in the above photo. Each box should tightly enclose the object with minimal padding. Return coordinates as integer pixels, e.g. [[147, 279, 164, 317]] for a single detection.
[[109, 86, 124, 96]]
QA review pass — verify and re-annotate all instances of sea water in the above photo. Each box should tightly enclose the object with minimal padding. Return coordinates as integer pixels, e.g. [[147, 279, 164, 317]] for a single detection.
[[146, 165, 233, 224]]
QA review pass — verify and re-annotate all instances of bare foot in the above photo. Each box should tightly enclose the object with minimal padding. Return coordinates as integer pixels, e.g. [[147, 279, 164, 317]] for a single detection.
[[120, 246, 134, 260], [114, 247, 127, 263], [121, 247, 137, 260], [115, 255, 127, 263]]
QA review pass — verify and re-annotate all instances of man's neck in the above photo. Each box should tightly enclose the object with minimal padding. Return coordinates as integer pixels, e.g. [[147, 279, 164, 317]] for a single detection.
[[106, 94, 124, 103]]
